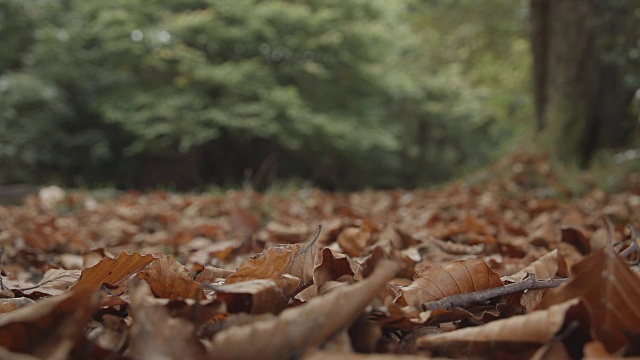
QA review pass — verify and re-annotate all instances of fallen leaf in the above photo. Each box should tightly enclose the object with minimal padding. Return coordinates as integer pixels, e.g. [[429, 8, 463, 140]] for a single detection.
[[0, 289, 102, 359], [536, 246, 640, 352], [397, 258, 503, 307], [195, 266, 234, 283], [207, 260, 400, 359], [560, 226, 591, 255], [127, 280, 207, 360], [337, 227, 371, 257], [302, 351, 443, 360], [266, 220, 309, 243], [313, 247, 362, 287], [138, 256, 204, 300], [71, 252, 156, 291], [416, 299, 589, 358], [229, 206, 262, 239], [212, 275, 300, 314], [0, 298, 35, 314], [225, 232, 319, 286], [506, 249, 562, 282]]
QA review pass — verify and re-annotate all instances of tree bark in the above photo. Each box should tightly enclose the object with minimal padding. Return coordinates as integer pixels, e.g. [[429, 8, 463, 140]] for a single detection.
[[530, 0, 636, 167]]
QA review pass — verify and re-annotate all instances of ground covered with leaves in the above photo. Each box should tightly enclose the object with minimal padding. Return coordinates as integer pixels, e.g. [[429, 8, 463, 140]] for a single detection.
[[1, 154, 640, 359]]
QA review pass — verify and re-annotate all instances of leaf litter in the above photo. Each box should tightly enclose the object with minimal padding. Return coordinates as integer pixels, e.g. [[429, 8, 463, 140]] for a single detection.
[[0, 154, 639, 359]]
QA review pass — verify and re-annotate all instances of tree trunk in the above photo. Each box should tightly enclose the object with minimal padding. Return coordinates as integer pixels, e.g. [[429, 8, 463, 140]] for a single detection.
[[530, 0, 636, 167]]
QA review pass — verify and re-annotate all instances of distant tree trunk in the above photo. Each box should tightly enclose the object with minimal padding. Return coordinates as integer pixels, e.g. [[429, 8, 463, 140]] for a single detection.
[[530, 0, 636, 167]]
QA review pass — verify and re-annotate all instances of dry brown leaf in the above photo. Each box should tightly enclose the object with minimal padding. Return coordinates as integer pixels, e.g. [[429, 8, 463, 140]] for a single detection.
[[213, 276, 300, 314], [0, 298, 35, 314], [207, 260, 400, 359], [229, 206, 262, 239], [225, 233, 318, 286], [138, 256, 204, 300], [0, 290, 102, 359], [86, 313, 128, 354], [536, 246, 640, 352], [313, 247, 362, 287], [127, 280, 207, 360], [292, 284, 318, 304], [302, 351, 447, 360], [429, 237, 484, 255], [530, 341, 573, 360], [560, 226, 591, 255], [71, 252, 156, 291], [337, 227, 371, 257], [187, 239, 240, 264], [195, 266, 234, 283], [416, 298, 588, 358], [266, 220, 309, 243], [507, 249, 562, 282], [23, 269, 81, 297], [397, 258, 503, 307], [583, 341, 617, 359]]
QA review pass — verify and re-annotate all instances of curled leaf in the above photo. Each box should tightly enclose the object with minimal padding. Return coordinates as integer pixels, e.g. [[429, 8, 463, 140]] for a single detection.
[[138, 256, 204, 300]]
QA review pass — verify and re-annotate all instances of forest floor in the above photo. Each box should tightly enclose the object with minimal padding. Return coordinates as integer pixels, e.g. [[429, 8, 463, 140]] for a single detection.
[[1, 153, 640, 359]]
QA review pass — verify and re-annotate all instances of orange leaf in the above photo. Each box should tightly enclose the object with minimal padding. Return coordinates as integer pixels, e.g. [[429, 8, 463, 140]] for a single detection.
[[71, 252, 156, 291], [138, 256, 204, 300], [225, 233, 318, 286]]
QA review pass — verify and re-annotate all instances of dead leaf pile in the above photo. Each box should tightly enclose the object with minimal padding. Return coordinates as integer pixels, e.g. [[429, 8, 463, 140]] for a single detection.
[[0, 153, 639, 359]]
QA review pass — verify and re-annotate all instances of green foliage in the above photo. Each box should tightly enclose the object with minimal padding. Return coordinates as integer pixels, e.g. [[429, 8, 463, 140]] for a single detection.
[[0, 0, 532, 189], [593, 0, 640, 88]]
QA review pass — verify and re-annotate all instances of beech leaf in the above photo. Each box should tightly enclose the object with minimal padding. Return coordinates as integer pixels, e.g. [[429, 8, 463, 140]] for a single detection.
[[71, 252, 156, 291], [397, 258, 503, 307], [0, 290, 102, 358], [212, 276, 300, 314], [207, 260, 400, 359], [416, 299, 588, 357], [225, 228, 320, 286], [536, 246, 640, 352], [138, 255, 204, 300]]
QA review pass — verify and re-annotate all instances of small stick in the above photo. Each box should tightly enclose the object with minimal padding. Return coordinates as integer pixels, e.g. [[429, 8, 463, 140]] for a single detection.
[[0, 249, 3, 290], [620, 225, 638, 259], [421, 274, 568, 311]]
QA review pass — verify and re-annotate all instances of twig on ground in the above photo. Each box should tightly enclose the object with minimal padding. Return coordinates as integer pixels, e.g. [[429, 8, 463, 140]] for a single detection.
[[620, 225, 639, 260], [421, 274, 568, 311]]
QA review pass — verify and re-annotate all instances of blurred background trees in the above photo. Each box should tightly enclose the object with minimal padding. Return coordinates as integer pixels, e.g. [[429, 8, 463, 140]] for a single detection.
[[531, 0, 640, 168], [0, 0, 637, 190]]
